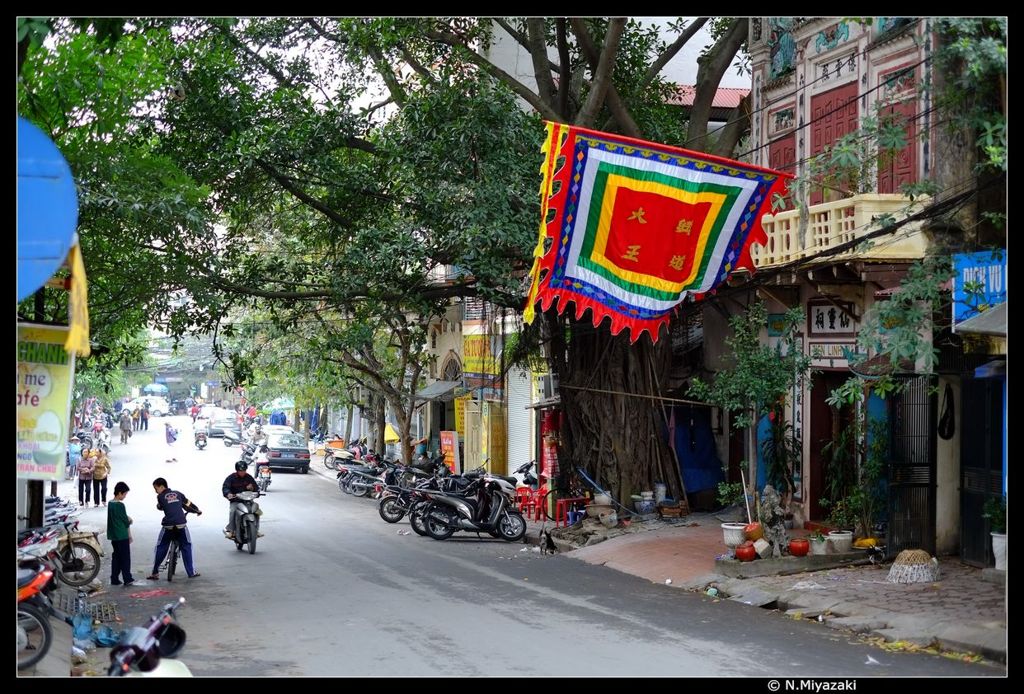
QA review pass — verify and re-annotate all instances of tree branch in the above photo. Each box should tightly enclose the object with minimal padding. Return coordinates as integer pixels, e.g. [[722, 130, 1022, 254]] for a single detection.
[[575, 18, 627, 127], [367, 43, 407, 108], [526, 19, 557, 107], [642, 17, 709, 88], [686, 18, 747, 153], [571, 18, 640, 137], [711, 92, 751, 158], [424, 28, 561, 122]]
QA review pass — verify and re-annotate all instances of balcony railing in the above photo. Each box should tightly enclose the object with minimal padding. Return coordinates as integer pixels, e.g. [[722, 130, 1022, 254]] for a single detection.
[[752, 194, 931, 268]]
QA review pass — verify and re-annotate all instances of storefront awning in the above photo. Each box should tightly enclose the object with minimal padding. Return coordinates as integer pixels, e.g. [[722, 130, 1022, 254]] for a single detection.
[[954, 302, 1006, 337], [414, 380, 462, 402]]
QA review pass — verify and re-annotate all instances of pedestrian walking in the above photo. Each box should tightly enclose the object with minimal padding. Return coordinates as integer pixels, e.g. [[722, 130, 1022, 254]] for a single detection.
[[131, 406, 140, 431], [119, 409, 132, 443], [140, 405, 150, 431], [165, 422, 179, 462]]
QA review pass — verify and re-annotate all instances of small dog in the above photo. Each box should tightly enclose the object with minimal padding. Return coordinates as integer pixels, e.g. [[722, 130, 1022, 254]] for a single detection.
[[539, 528, 558, 555]]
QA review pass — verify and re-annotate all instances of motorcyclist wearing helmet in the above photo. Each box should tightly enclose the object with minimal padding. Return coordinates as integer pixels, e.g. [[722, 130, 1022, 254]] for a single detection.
[[222, 461, 263, 539]]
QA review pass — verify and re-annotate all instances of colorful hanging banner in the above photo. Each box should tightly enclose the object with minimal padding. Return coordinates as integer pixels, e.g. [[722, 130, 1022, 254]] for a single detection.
[[524, 122, 790, 342]]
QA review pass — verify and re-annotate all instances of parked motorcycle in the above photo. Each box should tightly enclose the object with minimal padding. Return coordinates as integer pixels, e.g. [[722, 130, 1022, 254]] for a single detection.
[[421, 470, 527, 542], [226, 490, 263, 554], [194, 431, 208, 450], [109, 598, 192, 677], [17, 555, 57, 670]]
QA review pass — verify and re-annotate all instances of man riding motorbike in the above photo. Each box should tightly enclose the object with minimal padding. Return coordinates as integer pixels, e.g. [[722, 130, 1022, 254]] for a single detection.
[[222, 462, 264, 539]]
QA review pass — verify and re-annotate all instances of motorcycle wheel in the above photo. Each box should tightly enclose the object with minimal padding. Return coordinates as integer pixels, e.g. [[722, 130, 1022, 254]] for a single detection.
[[497, 512, 527, 542], [57, 541, 101, 587], [424, 505, 456, 541], [409, 506, 430, 537], [351, 482, 369, 498], [17, 603, 52, 670], [246, 521, 257, 554], [224, 438, 232, 447], [324, 452, 335, 470], [378, 497, 405, 523]]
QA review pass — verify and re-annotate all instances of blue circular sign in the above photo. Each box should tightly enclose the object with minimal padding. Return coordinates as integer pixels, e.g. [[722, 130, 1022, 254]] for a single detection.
[[17, 117, 79, 302]]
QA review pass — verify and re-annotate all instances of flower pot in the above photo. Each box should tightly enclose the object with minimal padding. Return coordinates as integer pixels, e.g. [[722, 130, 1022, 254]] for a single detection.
[[789, 538, 809, 557], [809, 537, 830, 555], [721, 522, 748, 550], [828, 530, 853, 553], [991, 532, 1007, 570], [744, 522, 764, 542], [735, 544, 757, 562]]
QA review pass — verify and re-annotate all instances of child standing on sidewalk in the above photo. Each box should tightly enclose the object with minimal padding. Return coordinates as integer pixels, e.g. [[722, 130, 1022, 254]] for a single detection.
[[107, 482, 136, 586]]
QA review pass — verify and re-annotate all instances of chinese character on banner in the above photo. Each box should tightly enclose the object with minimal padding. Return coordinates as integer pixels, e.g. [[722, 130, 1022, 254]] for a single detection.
[[523, 122, 790, 343]]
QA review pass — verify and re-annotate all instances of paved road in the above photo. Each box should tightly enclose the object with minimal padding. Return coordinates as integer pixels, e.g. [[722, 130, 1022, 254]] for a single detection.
[[70, 417, 1000, 677]]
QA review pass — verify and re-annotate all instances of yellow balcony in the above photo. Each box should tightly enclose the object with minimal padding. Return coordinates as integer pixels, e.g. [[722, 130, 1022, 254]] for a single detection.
[[752, 194, 931, 268]]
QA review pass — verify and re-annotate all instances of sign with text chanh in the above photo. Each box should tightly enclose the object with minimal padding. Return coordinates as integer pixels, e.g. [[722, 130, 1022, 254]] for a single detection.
[[17, 324, 76, 480]]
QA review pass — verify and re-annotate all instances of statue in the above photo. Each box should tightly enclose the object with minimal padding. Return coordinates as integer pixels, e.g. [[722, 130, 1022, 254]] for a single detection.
[[760, 485, 789, 558]]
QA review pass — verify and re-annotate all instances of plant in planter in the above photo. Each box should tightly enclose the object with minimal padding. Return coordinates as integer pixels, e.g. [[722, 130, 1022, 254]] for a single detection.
[[983, 495, 1007, 570], [716, 481, 745, 509], [808, 530, 829, 555]]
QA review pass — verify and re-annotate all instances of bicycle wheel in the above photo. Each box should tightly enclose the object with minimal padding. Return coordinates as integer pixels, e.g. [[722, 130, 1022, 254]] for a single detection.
[[167, 541, 178, 582], [57, 541, 101, 587], [17, 603, 52, 670]]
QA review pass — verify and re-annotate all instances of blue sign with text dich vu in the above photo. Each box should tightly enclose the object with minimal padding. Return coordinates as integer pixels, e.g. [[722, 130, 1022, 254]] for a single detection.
[[952, 251, 1006, 323]]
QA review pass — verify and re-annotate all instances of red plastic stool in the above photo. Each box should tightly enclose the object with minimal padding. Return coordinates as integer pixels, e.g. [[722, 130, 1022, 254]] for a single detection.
[[554, 497, 587, 528]]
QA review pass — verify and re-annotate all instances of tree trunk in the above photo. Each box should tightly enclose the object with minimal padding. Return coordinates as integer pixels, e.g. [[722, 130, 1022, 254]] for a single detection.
[[547, 311, 682, 505], [344, 403, 353, 442]]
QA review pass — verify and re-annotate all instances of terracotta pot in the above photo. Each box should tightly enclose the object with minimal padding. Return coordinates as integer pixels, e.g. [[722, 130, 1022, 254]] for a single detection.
[[735, 544, 757, 562], [789, 538, 809, 557], [744, 522, 764, 541]]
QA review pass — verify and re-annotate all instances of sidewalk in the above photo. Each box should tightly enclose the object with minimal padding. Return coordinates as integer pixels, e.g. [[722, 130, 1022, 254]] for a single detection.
[[559, 511, 1007, 664]]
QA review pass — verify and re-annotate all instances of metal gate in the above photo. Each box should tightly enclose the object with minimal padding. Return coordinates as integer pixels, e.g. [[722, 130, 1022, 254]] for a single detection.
[[886, 375, 936, 557], [959, 376, 1005, 566]]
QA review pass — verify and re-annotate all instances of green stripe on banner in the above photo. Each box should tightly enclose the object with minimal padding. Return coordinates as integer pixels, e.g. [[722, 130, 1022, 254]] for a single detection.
[[575, 162, 744, 299]]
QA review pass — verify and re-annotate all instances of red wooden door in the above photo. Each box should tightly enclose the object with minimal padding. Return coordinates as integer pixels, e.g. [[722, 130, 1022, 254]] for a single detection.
[[878, 98, 918, 193], [810, 83, 860, 206]]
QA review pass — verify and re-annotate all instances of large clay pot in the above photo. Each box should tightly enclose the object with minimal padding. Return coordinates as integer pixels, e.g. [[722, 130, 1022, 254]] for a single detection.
[[789, 538, 809, 557], [745, 522, 764, 541], [735, 544, 757, 562]]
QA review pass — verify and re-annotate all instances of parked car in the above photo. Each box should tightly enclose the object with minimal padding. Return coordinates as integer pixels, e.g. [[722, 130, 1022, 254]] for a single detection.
[[206, 413, 242, 439], [263, 432, 312, 473], [127, 396, 170, 418], [262, 425, 295, 437]]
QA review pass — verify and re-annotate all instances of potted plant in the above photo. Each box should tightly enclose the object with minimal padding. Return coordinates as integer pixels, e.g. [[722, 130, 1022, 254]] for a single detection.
[[808, 530, 829, 555], [983, 496, 1006, 570]]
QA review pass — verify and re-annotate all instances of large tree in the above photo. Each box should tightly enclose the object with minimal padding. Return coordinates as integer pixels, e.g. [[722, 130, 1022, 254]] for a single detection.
[[20, 17, 751, 494]]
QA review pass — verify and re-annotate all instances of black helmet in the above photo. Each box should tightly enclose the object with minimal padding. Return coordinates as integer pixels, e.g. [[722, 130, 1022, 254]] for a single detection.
[[234, 461, 248, 472]]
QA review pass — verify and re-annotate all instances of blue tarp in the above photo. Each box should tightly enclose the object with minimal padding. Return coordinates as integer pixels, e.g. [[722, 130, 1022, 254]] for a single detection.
[[670, 406, 724, 494]]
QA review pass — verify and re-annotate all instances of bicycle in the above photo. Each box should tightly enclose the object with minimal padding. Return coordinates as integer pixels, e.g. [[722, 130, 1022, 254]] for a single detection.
[[157, 507, 200, 582]]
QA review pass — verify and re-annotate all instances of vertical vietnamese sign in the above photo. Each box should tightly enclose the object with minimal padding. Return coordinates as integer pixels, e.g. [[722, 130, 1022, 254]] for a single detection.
[[17, 324, 75, 480], [439, 430, 461, 474]]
